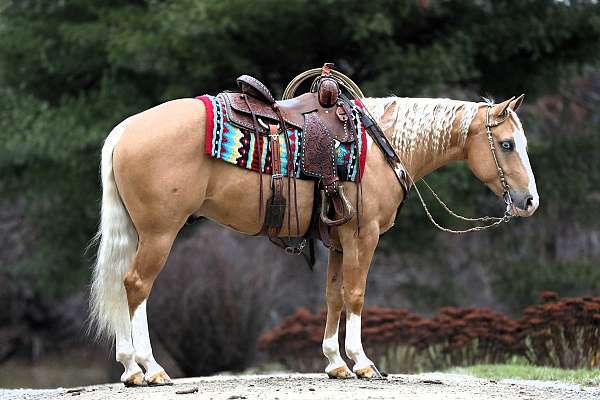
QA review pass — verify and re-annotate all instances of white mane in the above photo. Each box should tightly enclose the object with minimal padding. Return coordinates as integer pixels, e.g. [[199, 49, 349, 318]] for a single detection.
[[363, 97, 479, 164]]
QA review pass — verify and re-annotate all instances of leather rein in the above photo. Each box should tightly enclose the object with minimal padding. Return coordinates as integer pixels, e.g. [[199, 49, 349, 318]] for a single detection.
[[404, 104, 514, 234]]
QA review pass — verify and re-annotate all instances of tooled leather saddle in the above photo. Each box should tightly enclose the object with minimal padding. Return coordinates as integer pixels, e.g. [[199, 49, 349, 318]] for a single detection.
[[216, 64, 409, 262]]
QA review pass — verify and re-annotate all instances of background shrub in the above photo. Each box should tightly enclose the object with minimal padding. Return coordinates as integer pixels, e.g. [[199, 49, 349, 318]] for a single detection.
[[259, 293, 600, 372]]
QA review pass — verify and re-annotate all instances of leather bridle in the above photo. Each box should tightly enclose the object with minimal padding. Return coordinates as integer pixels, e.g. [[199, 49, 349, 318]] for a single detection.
[[485, 104, 513, 211], [401, 103, 517, 234], [485, 104, 513, 210]]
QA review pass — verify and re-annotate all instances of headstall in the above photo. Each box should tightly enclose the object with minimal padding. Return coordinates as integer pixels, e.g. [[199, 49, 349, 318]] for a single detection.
[[485, 104, 513, 210], [406, 104, 514, 234]]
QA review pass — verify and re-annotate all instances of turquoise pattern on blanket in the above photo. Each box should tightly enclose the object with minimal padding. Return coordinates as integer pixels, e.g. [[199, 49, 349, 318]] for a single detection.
[[203, 95, 364, 181]]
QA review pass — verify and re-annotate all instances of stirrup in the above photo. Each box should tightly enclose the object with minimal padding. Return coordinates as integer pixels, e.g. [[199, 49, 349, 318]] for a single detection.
[[320, 185, 354, 227]]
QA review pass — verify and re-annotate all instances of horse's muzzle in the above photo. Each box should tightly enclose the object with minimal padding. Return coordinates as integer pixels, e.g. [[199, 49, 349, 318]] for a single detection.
[[510, 191, 539, 217]]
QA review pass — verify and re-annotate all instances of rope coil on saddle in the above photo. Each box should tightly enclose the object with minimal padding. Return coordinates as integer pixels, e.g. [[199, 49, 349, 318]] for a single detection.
[[283, 68, 365, 100]]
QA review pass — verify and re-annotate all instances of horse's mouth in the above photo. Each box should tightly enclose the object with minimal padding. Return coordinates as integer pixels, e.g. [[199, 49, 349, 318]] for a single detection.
[[509, 203, 537, 218]]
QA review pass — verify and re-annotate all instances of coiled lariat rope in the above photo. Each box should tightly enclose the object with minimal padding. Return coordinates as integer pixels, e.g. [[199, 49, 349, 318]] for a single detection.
[[283, 68, 364, 100], [284, 67, 512, 234]]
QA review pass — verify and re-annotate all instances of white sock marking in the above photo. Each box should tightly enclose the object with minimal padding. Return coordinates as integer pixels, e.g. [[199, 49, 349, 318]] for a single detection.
[[345, 313, 374, 372], [322, 326, 348, 374], [115, 309, 142, 382], [132, 300, 165, 378]]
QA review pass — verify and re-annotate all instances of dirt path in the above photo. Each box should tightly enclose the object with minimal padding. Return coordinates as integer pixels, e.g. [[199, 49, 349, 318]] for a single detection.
[[3, 373, 599, 400]]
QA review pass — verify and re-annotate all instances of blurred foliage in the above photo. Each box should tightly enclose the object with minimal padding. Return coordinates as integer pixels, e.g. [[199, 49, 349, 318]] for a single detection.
[[259, 296, 600, 372], [1, 0, 600, 305], [492, 261, 600, 313]]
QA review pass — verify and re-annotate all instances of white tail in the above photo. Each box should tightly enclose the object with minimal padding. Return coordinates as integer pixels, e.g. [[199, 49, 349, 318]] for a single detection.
[[89, 119, 138, 341]]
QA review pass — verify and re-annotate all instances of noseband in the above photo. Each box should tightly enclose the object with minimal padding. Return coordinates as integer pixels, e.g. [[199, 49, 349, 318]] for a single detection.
[[485, 105, 513, 208]]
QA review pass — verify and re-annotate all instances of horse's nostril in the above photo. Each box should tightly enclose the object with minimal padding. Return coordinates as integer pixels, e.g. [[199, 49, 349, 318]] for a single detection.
[[525, 195, 534, 209]]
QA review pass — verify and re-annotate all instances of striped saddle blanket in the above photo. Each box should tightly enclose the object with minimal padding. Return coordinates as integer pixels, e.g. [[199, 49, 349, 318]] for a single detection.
[[197, 95, 367, 182]]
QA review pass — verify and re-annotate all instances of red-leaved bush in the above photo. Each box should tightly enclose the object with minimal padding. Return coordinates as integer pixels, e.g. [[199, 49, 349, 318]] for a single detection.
[[518, 293, 600, 369], [258, 293, 600, 372]]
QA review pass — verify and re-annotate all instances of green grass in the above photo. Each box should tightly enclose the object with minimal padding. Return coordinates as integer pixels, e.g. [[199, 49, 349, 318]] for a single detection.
[[452, 364, 600, 386]]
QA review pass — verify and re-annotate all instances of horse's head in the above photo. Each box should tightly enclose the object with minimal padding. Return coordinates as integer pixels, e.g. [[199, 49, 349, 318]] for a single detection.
[[465, 95, 539, 217]]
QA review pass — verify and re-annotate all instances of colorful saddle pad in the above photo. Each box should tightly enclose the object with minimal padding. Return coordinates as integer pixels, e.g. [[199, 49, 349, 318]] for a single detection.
[[197, 95, 367, 182]]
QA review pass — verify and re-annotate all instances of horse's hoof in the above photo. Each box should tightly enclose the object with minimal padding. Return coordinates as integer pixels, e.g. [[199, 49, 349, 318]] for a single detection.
[[123, 371, 146, 387], [145, 370, 174, 386], [355, 365, 386, 380], [327, 366, 356, 379]]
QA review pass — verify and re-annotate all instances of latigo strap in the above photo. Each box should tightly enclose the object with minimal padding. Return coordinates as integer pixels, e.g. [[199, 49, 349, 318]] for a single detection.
[[263, 123, 286, 237]]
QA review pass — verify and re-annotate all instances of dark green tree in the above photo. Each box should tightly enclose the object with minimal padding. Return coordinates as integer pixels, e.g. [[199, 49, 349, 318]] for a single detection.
[[1, 0, 599, 311]]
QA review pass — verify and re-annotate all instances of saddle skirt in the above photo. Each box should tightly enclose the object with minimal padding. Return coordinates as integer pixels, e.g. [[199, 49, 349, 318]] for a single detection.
[[197, 95, 368, 182]]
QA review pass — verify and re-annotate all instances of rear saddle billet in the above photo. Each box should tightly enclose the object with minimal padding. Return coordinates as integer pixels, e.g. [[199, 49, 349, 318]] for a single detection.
[[218, 66, 358, 243]]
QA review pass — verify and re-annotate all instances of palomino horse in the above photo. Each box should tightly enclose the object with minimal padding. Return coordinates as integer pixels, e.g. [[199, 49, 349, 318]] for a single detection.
[[90, 93, 538, 385]]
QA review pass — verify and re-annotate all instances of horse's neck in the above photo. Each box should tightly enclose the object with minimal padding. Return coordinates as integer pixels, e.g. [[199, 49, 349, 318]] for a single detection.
[[398, 118, 470, 180], [363, 97, 480, 180]]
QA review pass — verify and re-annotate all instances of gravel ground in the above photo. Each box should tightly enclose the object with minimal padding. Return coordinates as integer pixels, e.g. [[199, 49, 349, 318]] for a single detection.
[[2, 373, 599, 400]]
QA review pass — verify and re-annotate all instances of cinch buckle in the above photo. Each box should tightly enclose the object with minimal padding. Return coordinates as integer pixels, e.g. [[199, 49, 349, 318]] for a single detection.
[[285, 246, 302, 255], [271, 173, 283, 187]]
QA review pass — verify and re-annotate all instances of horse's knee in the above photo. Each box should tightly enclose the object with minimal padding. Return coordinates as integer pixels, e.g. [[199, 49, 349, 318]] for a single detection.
[[345, 288, 365, 313]]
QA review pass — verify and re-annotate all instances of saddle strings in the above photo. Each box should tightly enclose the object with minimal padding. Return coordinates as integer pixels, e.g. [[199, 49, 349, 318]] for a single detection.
[[273, 105, 301, 240]]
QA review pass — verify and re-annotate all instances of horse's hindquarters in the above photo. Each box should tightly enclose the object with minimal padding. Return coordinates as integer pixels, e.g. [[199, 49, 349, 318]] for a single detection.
[[113, 98, 210, 233], [112, 97, 315, 238]]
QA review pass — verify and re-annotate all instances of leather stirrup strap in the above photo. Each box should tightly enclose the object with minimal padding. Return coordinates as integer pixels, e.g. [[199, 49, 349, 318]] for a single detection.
[[267, 123, 285, 238]]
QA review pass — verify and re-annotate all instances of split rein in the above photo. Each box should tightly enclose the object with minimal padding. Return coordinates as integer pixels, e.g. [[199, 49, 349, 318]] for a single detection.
[[406, 105, 514, 234]]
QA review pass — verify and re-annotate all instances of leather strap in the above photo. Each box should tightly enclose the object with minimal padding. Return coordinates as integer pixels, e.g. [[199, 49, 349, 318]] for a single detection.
[[266, 123, 285, 238], [243, 95, 264, 221], [361, 111, 411, 204]]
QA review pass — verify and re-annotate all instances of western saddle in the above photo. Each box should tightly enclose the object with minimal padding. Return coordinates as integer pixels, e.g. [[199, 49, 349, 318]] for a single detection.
[[218, 64, 409, 262]]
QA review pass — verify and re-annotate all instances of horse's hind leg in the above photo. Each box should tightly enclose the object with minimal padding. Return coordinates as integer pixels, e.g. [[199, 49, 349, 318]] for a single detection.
[[122, 230, 179, 386], [322, 250, 354, 379]]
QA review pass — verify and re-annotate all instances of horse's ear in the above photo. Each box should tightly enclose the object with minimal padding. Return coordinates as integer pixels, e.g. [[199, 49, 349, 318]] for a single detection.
[[492, 97, 514, 117], [383, 99, 397, 116], [510, 94, 525, 112]]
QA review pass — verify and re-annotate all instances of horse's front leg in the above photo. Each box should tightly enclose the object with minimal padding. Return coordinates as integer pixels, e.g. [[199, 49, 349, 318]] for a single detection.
[[340, 222, 382, 379], [322, 250, 354, 379]]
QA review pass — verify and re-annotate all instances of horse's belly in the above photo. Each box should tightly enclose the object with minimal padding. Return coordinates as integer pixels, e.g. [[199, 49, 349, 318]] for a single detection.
[[200, 160, 315, 236]]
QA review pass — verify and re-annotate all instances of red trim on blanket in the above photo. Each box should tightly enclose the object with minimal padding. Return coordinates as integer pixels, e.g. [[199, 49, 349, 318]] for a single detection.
[[355, 99, 367, 181], [196, 96, 214, 155]]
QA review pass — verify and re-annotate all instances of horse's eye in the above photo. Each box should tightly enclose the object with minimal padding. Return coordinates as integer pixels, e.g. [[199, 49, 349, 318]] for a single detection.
[[500, 141, 514, 151]]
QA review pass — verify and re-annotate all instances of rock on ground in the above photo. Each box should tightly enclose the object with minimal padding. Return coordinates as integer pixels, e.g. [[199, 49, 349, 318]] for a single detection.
[[2, 373, 599, 400]]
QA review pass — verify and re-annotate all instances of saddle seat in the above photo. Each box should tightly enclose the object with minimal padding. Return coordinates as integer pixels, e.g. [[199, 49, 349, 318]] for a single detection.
[[221, 91, 355, 143]]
